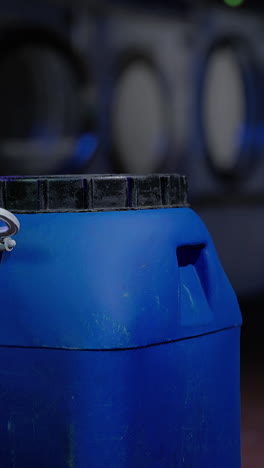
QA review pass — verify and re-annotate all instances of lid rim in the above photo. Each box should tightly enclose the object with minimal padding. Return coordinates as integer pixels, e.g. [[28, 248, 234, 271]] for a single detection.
[[0, 174, 189, 213]]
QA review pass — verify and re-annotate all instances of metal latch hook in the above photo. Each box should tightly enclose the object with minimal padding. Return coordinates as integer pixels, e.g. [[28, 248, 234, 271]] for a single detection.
[[0, 208, 20, 252]]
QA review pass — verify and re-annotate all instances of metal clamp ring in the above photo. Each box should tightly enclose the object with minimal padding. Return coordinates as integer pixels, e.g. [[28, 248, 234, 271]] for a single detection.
[[0, 208, 20, 252]]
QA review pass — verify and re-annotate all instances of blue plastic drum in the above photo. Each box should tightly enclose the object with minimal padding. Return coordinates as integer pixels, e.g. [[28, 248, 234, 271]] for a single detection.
[[0, 174, 242, 467]]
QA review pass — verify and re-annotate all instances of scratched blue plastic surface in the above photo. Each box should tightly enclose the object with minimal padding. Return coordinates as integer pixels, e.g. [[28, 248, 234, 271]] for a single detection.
[[0, 207, 242, 467], [0, 208, 241, 349]]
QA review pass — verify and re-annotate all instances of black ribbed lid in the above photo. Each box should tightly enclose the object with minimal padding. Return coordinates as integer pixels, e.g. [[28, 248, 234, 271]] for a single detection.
[[0, 174, 188, 213]]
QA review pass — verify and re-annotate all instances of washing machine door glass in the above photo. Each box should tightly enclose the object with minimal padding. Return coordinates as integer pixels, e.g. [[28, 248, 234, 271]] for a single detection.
[[0, 44, 80, 174], [112, 60, 167, 172], [203, 47, 247, 172]]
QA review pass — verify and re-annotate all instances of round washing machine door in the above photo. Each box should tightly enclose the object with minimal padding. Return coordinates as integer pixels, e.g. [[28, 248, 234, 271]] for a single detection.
[[0, 42, 93, 175], [198, 39, 260, 179], [112, 56, 171, 173]]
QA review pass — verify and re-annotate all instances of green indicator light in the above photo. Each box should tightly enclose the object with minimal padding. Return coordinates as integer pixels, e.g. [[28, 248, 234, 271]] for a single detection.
[[224, 0, 244, 6]]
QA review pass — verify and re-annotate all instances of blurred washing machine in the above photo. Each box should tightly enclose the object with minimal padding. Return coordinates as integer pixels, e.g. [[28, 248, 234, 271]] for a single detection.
[[0, 0, 98, 175], [82, 3, 264, 299], [190, 6, 264, 298], [85, 5, 194, 174]]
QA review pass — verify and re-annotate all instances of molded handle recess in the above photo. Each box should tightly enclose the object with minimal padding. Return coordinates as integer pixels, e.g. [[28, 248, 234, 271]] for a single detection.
[[177, 244, 212, 326]]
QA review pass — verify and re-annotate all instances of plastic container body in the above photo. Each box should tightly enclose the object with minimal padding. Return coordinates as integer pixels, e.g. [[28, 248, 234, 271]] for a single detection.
[[0, 329, 240, 468], [0, 206, 242, 467], [0, 208, 241, 349]]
